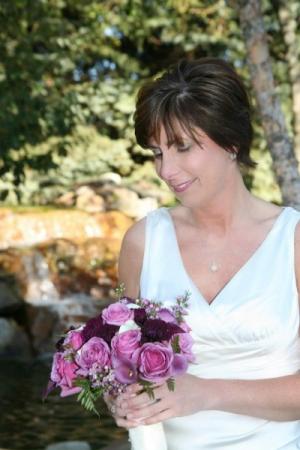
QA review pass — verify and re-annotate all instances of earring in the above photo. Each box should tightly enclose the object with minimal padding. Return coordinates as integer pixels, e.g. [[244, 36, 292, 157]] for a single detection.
[[229, 153, 236, 161]]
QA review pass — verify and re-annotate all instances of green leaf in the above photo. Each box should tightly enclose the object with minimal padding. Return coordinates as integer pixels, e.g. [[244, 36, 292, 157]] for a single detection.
[[171, 335, 180, 353], [167, 378, 175, 393], [74, 379, 103, 418]]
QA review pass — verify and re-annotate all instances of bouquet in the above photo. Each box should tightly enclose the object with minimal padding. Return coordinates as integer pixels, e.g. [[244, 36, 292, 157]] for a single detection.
[[44, 287, 194, 450]]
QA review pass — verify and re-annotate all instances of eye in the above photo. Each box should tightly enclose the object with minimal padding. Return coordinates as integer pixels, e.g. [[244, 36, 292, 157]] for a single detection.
[[177, 144, 191, 152], [149, 147, 162, 159]]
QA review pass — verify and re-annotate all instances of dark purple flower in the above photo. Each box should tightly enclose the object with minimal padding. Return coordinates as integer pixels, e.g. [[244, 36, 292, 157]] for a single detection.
[[55, 337, 65, 352], [134, 308, 147, 326], [81, 316, 103, 341], [141, 319, 184, 343], [81, 315, 119, 346]]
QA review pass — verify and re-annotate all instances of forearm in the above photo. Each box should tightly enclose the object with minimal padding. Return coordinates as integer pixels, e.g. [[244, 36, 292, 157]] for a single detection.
[[206, 374, 300, 421]]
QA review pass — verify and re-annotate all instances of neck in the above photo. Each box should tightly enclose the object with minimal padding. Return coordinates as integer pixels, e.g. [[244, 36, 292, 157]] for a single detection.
[[184, 174, 255, 237]]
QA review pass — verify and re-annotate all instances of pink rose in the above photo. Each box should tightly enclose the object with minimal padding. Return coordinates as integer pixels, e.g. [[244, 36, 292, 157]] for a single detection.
[[50, 352, 81, 397], [158, 308, 177, 324], [173, 332, 195, 362], [75, 336, 110, 375], [133, 342, 174, 383], [64, 330, 83, 351], [102, 302, 133, 326], [111, 330, 141, 361]]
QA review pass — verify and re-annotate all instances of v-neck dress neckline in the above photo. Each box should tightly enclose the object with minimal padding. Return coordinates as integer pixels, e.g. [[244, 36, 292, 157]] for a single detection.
[[136, 205, 300, 450], [163, 206, 287, 309]]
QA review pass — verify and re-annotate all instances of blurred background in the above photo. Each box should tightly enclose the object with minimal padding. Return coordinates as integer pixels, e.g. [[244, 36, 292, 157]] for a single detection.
[[0, 1, 299, 449]]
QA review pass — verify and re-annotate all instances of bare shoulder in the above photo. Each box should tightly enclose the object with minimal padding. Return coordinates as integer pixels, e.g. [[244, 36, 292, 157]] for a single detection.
[[118, 217, 146, 298]]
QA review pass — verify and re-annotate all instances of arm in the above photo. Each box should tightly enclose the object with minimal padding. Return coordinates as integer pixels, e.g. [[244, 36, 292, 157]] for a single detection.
[[117, 222, 300, 424], [106, 218, 146, 427], [118, 217, 146, 298]]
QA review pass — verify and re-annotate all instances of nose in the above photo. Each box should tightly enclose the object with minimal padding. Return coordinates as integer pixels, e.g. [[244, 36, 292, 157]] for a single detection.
[[157, 152, 180, 182]]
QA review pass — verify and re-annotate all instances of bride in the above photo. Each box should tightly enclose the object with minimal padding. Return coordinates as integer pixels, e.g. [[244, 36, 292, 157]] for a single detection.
[[106, 57, 300, 449]]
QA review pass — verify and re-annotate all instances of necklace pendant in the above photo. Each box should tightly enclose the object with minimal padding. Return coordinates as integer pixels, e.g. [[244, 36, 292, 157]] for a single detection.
[[210, 261, 219, 272]]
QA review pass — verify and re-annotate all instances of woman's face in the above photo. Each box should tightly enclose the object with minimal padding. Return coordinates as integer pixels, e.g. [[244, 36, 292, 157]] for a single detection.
[[149, 125, 237, 209]]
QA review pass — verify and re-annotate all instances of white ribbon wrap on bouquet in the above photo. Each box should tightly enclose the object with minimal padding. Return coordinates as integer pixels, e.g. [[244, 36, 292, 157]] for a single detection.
[[129, 422, 168, 450]]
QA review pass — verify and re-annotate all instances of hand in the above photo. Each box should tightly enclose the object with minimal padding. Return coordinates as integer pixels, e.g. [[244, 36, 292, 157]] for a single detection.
[[103, 392, 143, 429], [115, 374, 214, 426]]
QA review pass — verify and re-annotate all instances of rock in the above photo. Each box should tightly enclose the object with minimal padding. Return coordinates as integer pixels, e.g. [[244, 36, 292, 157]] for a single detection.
[[99, 172, 122, 185], [54, 191, 76, 207], [106, 187, 157, 219], [76, 186, 105, 213], [132, 179, 174, 205], [26, 304, 59, 354], [94, 211, 133, 240], [0, 209, 132, 249], [45, 441, 91, 450], [0, 280, 23, 314], [0, 318, 32, 359]]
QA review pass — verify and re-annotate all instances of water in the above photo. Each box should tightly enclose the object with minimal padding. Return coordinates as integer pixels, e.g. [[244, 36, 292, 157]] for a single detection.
[[0, 359, 127, 450]]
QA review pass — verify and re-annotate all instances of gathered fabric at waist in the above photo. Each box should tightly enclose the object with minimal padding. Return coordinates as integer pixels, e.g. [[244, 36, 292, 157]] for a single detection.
[[188, 335, 300, 379]]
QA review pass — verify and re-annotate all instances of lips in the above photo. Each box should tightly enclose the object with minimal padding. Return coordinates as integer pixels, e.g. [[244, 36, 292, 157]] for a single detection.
[[170, 178, 197, 193]]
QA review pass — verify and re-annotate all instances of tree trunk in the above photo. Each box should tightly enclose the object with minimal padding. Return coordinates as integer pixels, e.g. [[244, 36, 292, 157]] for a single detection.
[[278, 1, 300, 163], [234, 0, 300, 209]]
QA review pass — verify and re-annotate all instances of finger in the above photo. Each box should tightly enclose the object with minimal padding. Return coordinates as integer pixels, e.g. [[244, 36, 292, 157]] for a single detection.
[[121, 391, 152, 410], [142, 408, 173, 425], [126, 399, 167, 421], [125, 383, 144, 396], [115, 415, 143, 429]]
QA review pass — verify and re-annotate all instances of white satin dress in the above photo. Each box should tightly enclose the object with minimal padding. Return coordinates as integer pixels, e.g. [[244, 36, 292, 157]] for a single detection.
[[131, 206, 300, 450]]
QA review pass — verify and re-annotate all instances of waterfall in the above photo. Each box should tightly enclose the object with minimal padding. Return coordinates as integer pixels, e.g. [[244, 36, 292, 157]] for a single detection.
[[22, 251, 60, 303]]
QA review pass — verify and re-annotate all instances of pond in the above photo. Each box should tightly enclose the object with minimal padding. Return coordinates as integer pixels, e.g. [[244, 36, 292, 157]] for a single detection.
[[0, 358, 127, 450]]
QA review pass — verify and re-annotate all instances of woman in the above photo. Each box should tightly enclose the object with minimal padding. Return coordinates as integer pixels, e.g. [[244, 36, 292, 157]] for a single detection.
[[108, 58, 300, 449]]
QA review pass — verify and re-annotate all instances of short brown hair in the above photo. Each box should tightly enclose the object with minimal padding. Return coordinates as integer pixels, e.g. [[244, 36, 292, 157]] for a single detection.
[[134, 57, 255, 168]]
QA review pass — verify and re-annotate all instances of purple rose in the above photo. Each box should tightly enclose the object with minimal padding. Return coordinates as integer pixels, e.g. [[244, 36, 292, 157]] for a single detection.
[[158, 308, 177, 324], [141, 319, 184, 343], [64, 330, 83, 351], [50, 352, 81, 397], [102, 302, 133, 326], [111, 330, 141, 361], [75, 337, 110, 375], [133, 342, 174, 383], [173, 332, 195, 362]]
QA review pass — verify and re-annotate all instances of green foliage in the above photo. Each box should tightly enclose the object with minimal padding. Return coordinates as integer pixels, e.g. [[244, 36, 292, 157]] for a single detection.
[[171, 335, 181, 354], [0, 0, 296, 204], [140, 379, 156, 400], [166, 377, 175, 393], [75, 378, 103, 417]]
